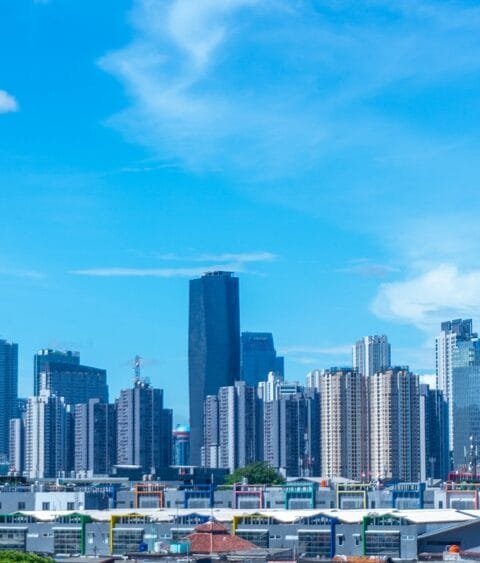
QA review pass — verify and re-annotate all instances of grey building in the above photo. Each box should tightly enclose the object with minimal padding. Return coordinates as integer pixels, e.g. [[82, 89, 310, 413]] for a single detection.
[[188, 271, 240, 465], [264, 389, 320, 477], [202, 394, 219, 468], [202, 381, 257, 472], [0, 339, 18, 458], [33, 349, 80, 396], [241, 332, 284, 386], [116, 379, 172, 473], [9, 417, 24, 474], [39, 360, 108, 406], [74, 399, 116, 475], [353, 335, 391, 377]]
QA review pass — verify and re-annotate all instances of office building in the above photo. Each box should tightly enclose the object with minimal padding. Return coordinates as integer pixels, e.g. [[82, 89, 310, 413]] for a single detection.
[[369, 367, 421, 482], [419, 385, 449, 480], [353, 335, 391, 377], [173, 424, 190, 466], [116, 379, 172, 473], [25, 391, 69, 479], [0, 339, 18, 458], [188, 271, 240, 465], [241, 332, 284, 386], [319, 368, 368, 480], [33, 349, 80, 396], [451, 337, 480, 470], [39, 360, 108, 406], [74, 399, 116, 475], [436, 319, 477, 454]]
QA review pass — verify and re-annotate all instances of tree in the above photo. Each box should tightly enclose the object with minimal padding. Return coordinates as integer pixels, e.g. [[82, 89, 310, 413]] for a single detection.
[[224, 462, 285, 485], [0, 552, 54, 563]]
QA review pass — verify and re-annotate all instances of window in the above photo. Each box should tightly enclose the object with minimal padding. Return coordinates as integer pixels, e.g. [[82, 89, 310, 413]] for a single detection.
[[236, 530, 269, 548], [365, 531, 400, 557], [67, 502, 75, 511], [298, 531, 330, 557], [42, 502, 50, 511], [53, 528, 81, 555], [112, 528, 144, 554], [0, 529, 27, 550], [337, 534, 345, 546], [17, 502, 25, 510]]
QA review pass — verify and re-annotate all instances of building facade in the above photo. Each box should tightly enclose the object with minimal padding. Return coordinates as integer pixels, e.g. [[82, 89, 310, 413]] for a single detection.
[[188, 271, 240, 465], [436, 319, 477, 456], [38, 361, 108, 406], [319, 368, 368, 480], [74, 399, 117, 475], [116, 379, 172, 473], [33, 349, 80, 396], [419, 385, 449, 480], [173, 424, 190, 466], [369, 367, 421, 481], [202, 381, 257, 472], [0, 339, 18, 459], [25, 391, 69, 479], [241, 332, 284, 386]]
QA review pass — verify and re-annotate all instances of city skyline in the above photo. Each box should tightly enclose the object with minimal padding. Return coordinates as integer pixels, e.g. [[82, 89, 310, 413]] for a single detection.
[[2, 1, 480, 421]]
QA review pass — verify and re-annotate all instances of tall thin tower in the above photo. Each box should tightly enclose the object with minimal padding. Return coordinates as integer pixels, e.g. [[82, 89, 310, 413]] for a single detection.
[[188, 271, 240, 466], [0, 339, 18, 458]]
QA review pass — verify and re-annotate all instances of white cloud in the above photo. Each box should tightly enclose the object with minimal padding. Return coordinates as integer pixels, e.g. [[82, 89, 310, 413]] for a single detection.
[[99, 0, 480, 179], [0, 90, 18, 113], [72, 250, 275, 278], [279, 344, 352, 356], [152, 251, 276, 263], [337, 259, 399, 278], [71, 265, 241, 277], [372, 264, 480, 331]]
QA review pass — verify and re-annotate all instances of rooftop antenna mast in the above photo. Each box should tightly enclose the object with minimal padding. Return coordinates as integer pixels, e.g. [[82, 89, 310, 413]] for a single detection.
[[134, 355, 142, 384]]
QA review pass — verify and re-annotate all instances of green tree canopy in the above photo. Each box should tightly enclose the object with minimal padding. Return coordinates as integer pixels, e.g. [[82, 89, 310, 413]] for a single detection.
[[0, 552, 54, 563], [224, 462, 285, 485]]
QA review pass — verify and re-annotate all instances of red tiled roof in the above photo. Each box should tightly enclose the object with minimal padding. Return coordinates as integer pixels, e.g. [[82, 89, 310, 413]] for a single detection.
[[185, 521, 257, 554], [193, 521, 229, 534]]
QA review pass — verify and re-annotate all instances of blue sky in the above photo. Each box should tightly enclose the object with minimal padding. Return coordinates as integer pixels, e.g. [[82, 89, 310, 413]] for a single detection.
[[2, 0, 480, 421]]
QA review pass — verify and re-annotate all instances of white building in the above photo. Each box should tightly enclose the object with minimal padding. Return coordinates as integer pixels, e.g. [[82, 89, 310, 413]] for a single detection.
[[25, 391, 68, 479], [353, 335, 391, 378]]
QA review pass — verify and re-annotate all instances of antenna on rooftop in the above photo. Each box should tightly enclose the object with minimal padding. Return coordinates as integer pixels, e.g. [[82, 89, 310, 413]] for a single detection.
[[133, 355, 142, 384]]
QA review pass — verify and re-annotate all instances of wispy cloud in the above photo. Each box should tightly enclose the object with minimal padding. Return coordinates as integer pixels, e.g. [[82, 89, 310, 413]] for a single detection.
[[71, 265, 240, 278], [0, 90, 18, 113], [100, 0, 480, 180], [280, 344, 352, 356], [337, 259, 399, 278], [72, 250, 276, 278], [372, 264, 480, 332], [150, 251, 276, 263], [0, 267, 45, 280]]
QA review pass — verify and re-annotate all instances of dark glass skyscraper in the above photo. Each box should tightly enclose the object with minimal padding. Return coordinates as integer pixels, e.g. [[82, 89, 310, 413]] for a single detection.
[[33, 349, 80, 396], [188, 271, 240, 465], [241, 332, 284, 386], [0, 339, 18, 458]]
